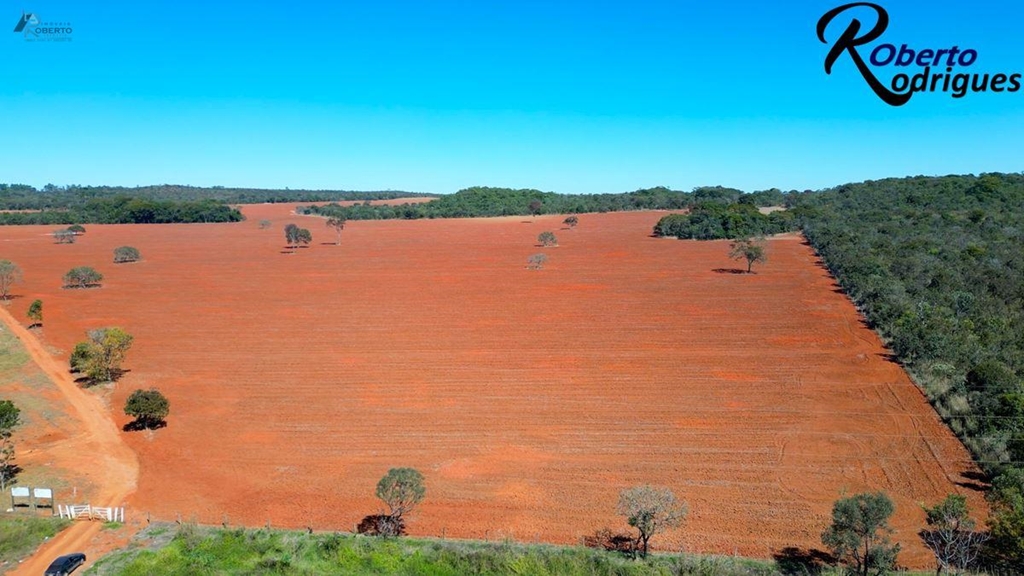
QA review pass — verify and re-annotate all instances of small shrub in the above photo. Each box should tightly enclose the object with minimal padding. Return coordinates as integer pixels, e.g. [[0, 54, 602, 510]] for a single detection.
[[53, 230, 76, 244], [67, 224, 86, 234], [259, 220, 272, 229], [527, 254, 547, 270], [538, 231, 558, 247], [113, 246, 141, 264]]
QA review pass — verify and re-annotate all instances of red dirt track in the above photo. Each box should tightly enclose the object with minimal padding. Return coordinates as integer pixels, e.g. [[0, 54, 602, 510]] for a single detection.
[[0, 208, 986, 567]]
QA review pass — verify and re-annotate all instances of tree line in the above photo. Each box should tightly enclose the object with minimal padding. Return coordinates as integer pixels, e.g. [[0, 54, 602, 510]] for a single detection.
[[298, 186, 744, 220], [0, 196, 243, 225], [0, 183, 430, 210]]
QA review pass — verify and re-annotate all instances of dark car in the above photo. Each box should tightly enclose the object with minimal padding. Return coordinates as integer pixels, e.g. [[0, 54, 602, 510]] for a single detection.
[[43, 553, 86, 576]]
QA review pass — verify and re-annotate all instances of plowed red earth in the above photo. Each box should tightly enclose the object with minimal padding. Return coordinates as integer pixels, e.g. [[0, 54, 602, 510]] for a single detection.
[[0, 207, 986, 567]]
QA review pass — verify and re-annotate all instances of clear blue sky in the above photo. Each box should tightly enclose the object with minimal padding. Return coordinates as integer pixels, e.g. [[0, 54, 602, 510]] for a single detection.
[[1, 1, 1022, 194]]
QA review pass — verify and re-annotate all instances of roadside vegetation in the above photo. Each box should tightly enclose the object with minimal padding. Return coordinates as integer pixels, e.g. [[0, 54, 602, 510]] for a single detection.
[[1, 197, 244, 225], [0, 515, 71, 571], [86, 523, 777, 576]]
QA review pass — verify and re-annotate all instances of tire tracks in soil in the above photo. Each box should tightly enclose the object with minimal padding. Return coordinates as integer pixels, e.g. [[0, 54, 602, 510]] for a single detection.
[[0, 305, 139, 576]]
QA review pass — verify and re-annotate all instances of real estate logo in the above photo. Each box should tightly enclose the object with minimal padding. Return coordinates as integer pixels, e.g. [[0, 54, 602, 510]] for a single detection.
[[13, 10, 72, 42], [817, 3, 1020, 106]]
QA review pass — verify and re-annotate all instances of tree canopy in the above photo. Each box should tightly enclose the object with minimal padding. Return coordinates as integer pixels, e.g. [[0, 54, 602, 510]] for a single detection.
[[616, 485, 688, 558], [124, 388, 170, 429]]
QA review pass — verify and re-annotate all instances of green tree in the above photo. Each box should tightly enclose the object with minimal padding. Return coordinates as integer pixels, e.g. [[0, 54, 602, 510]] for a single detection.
[[69, 342, 93, 373], [0, 400, 21, 490], [729, 237, 768, 273], [616, 485, 688, 559], [63, 266, 103, 289], [67, 224, 86, 234], [124, 389, 170, 430], [375, 467, 425, 537], [113, 246, 141, 263], [986, 468, 1024, 568], [78, 327, 134, 382], [821, 492, 900, 576], [0, 260, 22, 301], [53, 229, 76, 244], [538, 231, 558, 247], [284, 223, 300, 247], [527, 253, 547, 270], [921, 494, 987, 575], [563, 215, 579, 230], [528, 200, 543, 218], [326, 217, 346, 245], [296, 228, 312, 247], [26, 299, 42, 328]]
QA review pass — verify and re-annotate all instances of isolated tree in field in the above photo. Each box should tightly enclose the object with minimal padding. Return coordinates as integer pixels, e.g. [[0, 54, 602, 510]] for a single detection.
[[113, 246, 141, 264], [0, 400, 21, 491], [76, 327, 134, 382], [326, 216, 346, 245], [53, 229, 76, 244], [0, 260, 22, 301], [67, 224, 86, 234], [26, 299, 42, 328], [921, 494, 987, 575], [563, 215, 579, 230], [258, 219, 272, 229], [729, 237, 768, 273], [528, 199, 543, 218], [296, 228, 312, 247], [527, 253, 548, 270], [375, 467, 425, 537], [822, 492, 900, 576], [284, 223, 300, 247], [63, 266, 103, 289], [616, 485, 688, 559], [538, 231, 558, 247], [124, 388, 169, 430]]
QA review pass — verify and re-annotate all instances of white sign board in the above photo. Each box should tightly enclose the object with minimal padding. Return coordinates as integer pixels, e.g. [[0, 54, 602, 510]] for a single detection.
[[34, 488, 53, 499], [10, 487, 29, 497]]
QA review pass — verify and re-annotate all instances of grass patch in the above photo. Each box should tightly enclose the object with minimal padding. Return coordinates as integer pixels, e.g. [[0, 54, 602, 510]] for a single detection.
[[102, 521, 124, 531], [87, 523, 780, 576], [0, 514, 71, 573]]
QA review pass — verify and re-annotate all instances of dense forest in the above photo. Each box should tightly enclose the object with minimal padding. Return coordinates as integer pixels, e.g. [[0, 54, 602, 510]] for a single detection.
[[299, 185, 715, 219], [0, 196, 243, 225], [0, 183, 429, 210]]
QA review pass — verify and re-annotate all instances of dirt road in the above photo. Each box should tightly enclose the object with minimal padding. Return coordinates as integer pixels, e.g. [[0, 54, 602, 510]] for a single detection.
[[0, 306, 138, 576]]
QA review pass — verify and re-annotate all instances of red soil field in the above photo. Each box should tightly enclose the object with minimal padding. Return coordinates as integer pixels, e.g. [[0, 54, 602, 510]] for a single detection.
[[0, 208, 986, 567]]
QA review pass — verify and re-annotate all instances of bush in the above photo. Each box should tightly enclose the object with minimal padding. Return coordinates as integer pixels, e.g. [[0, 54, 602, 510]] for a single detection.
[[67, 224, 86, 234], [69, 342, 92, 372], [53, 229, 76, 244], [538, 231, 558, 247], [63, 266, 103, 289], [113, 246, 141, 263]]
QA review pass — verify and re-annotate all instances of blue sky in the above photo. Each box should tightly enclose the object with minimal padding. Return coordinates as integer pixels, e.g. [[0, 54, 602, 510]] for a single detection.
[[1, 1, 1022, 194]]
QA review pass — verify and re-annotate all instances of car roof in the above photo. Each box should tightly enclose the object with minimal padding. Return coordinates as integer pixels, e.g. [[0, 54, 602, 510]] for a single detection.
[[47, 552, 85, 564]]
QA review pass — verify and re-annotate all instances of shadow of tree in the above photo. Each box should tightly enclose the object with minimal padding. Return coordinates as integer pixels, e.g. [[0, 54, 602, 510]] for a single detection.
[[773, 546, 834, 575], [123, 418, 167, 432]]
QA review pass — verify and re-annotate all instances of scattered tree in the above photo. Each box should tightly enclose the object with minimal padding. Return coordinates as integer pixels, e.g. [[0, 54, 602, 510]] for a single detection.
[[26, 299, 42, 328], [357, 514, 406, 537], [67, 224, 86, 234], [563, 215, 579, 230], [0, 400, 21, 491], [616, 485, 688, 559], [0, 260, 22, 301], [53, 229, 76, 244], [527, 253, 548, 270], [75, 327, 134, 382], [113, 246, 141, 264], [375, 467, 425, 537], [258, 219, 272, 229], [326, 217, 346, 245], [538, 231, 558, 247], [729, 237, 768, 273], [921, 494, 988, 575], [123, 388, 170, 430], [284, 224, 312, 248], [822, 492, 900, 576], [63, 266, 103, 289]]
